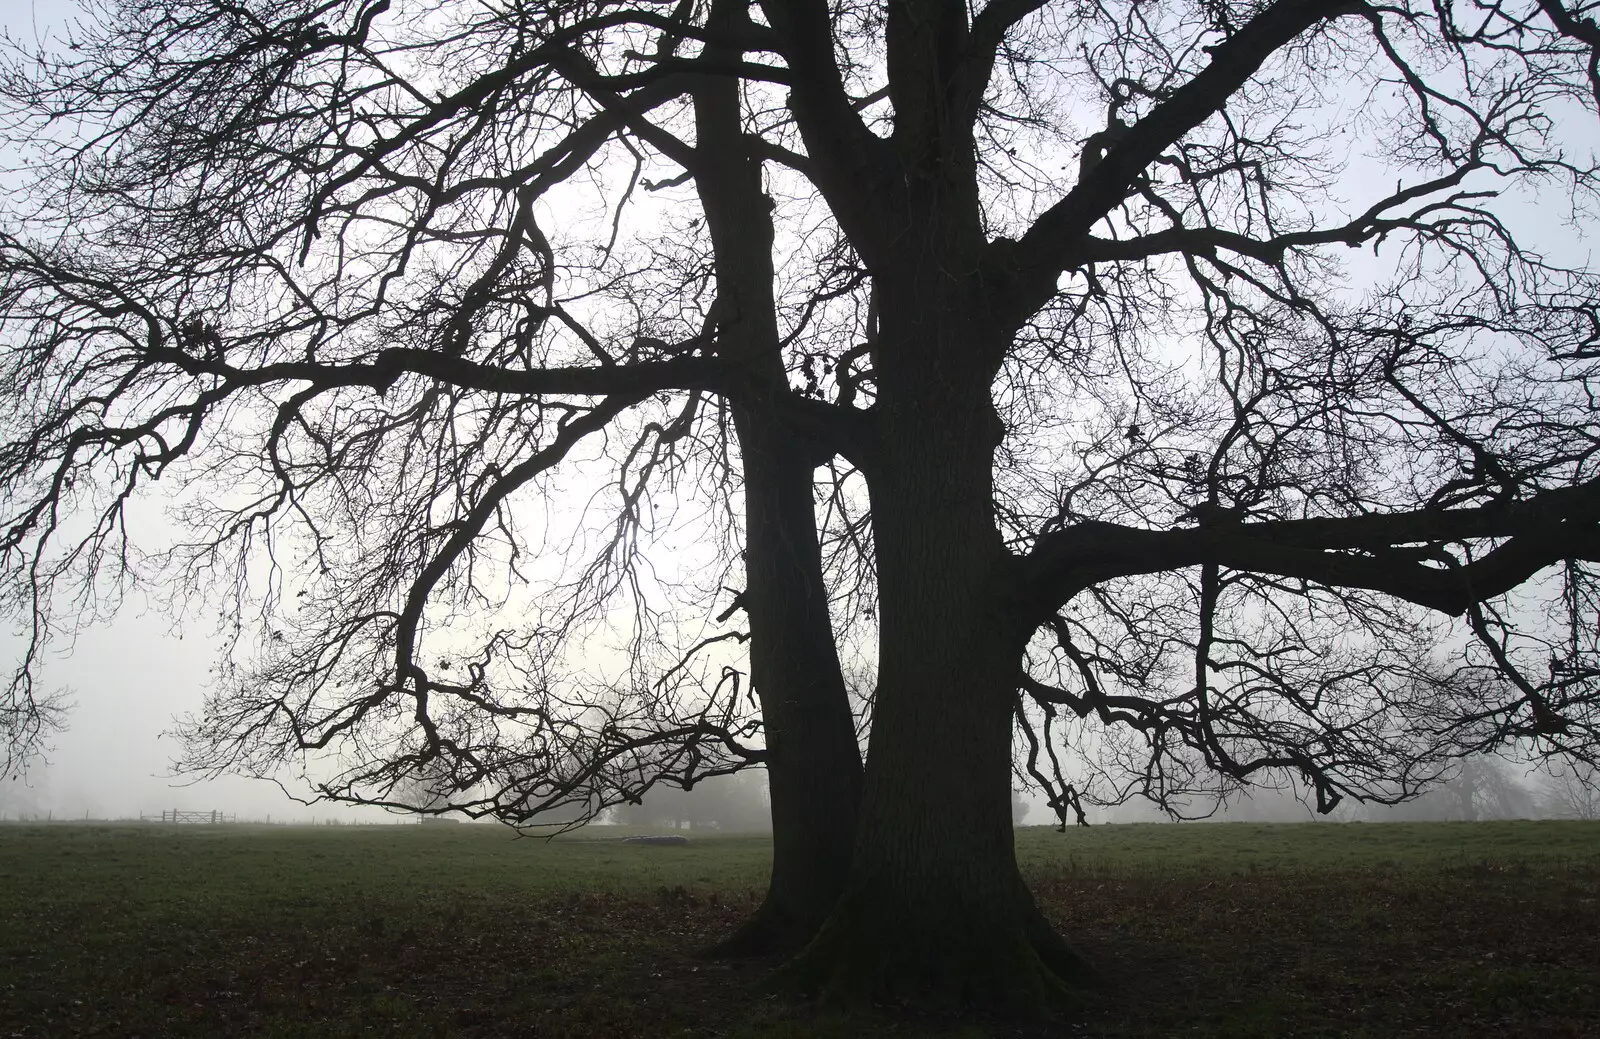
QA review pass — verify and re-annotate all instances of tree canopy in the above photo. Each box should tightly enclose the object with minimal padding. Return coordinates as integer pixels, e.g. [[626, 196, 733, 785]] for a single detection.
[[4, 0, 1600, 1013]]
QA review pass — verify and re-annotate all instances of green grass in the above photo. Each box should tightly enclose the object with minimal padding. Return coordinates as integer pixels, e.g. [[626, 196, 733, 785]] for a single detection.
[[2, 820, 1598, 1037], [1016, 816, 1600, 871]]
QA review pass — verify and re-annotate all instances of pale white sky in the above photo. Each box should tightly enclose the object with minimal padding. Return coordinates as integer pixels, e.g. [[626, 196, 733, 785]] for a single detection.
[[0, 0, 760, 825], [0, 0, 392, 821], [1, 0, 1587, 826]]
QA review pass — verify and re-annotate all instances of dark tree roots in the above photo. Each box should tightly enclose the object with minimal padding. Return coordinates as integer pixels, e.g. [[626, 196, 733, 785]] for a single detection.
[[761, 884, 1098, 1019]]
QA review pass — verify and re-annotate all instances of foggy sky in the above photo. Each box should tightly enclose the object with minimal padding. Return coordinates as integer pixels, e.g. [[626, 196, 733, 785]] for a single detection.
[[0, 0, 386, 823], [0, 0, 1587, 827]]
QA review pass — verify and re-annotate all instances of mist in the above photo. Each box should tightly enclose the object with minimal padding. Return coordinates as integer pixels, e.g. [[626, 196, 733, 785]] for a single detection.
[[2, 611, 401, 824]]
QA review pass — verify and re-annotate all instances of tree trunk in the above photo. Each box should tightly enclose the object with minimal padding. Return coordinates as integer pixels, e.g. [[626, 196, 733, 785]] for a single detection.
[[712, 418, 864, 955], [692, 17, 865, 955], [775, 284, 1094, 1012]]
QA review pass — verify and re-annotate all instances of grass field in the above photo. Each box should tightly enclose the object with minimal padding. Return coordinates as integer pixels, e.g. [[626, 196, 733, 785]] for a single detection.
[[2, 820, 1598, 1037]]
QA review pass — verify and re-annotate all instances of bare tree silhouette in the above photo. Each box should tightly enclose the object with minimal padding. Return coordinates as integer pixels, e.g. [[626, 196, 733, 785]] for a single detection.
[[2, 0, 1600, 1012]]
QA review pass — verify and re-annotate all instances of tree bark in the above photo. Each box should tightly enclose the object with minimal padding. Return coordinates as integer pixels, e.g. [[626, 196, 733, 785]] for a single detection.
[[774, 277, 1094, 1012], [692, 7, 864, 955], [713, 416, 864, 955]]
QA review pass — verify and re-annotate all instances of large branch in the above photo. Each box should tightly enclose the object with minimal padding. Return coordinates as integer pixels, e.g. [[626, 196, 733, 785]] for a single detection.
[[1535, 0, 1600, 110], [757, 0, 898, 261], [148, 345, 877, 466], [515, 75, 700, 200], [951, 0, 1050, 134], [389, 393, 643, 704], [1020, 478, 1600, 618], [1075, 164, 1488, 267], [548, 55, 702, 172], [145, 343, 721, 399], [0, 232, 879, 471], [988, 0, 1365, 325], [300, 16, 708, 235]]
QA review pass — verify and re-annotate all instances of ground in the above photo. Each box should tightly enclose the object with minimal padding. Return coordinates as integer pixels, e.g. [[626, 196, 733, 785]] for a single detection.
[[1, 820, 1597, 1037]]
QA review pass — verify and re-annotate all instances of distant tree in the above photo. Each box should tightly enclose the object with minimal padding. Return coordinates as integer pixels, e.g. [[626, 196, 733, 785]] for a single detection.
[[1437, 757, 1537, 821], [1214, 782, 1316, 824], [611, 770, 770, 830], [0, 764, 45, 819], [391, 758, 455, 814], [4, 0, 1600, 1015], [1010, 787, 1029, 827], [1365, 755, 1535, 821], [1537, 761, 1600, 820]]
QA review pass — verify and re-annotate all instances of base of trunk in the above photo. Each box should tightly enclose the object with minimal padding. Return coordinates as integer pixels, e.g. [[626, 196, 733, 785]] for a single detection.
[[767, 875, 1096, 1017], [705, 895, 818, 958]]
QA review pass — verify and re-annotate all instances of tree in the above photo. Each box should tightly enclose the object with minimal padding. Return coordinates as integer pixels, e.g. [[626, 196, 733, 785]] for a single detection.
[[1365, 755, 1537, 821], [4, 0, 1600, 1017], [0, 757, 46, 820], [0, 0, 865, 958], [1010, 786, 1029, 826], [392, 763, 452, 815], [609, 768, 771, 829], [1537, 759, 1600, 820], [1443, 757, 1537, 821]]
